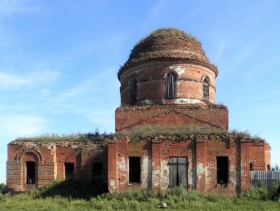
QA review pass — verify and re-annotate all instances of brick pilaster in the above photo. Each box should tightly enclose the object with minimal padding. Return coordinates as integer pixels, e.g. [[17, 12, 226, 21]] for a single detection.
[[152, 141, 161, 190], [239, 139, 250, 192], [108, 141, 117, 192], [196, 138, 206, 192]]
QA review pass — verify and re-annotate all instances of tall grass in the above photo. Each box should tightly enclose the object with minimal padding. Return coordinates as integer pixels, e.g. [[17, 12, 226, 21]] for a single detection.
[[0, 183, 279, 210]]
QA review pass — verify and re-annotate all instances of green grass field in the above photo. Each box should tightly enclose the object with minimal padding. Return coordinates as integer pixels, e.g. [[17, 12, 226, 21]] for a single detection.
[[0, 181, 279, 210]]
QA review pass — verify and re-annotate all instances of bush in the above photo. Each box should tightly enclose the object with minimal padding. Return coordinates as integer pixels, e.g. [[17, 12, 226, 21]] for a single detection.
[[1, 186, 280, 210], [241, 187, 270, 201], [270, 180, 280, 201], [32, 179, 107, 200], [0, 183, 6, 189]]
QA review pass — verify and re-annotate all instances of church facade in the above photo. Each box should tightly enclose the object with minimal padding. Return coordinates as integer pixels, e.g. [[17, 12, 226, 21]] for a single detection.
[[7, 29, 270, 195]]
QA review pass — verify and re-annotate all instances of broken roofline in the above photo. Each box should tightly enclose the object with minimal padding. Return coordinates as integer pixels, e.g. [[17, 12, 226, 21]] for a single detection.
[[11, 127, 268, 145]]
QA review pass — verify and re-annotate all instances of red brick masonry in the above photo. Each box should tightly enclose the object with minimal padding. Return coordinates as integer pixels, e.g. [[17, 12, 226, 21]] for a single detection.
[[115, 104, 228, 131]]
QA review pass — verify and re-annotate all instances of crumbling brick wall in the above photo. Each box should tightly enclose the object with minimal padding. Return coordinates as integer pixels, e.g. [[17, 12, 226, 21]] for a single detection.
[[7, 141, 107, 192], [119, 61, 217, 105], [115, 104, 228, 131], [108, 135, 270, 195]]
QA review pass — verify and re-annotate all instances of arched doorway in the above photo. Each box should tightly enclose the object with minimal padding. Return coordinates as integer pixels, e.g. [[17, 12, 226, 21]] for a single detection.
[[21, 152, 39, 191]]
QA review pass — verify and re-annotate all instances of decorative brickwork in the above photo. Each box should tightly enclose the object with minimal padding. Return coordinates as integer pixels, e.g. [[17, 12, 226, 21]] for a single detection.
[[6, 28, 270, 195], [107, 135, 270, 194], [115, 104, 228, 131], [7, 141, 107, 192]]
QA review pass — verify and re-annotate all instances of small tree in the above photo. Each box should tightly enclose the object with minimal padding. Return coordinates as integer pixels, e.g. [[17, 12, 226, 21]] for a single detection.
[[0, 183, 6, 188], [272, 164, 280, 172]]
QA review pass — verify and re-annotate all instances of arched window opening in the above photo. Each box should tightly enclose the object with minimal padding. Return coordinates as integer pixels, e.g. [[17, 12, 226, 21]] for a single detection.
[[166, 72, 177, 99], [130, 78, 137, 105], [26, 161, 36, 185], [203, 76, 210, 102]]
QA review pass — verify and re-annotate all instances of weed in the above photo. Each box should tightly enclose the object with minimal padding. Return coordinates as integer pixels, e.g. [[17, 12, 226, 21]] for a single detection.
[[1, 186, 280, 210]]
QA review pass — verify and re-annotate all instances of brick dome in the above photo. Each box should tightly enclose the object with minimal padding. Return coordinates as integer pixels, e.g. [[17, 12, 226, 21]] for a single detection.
[[118, 28, 218, 106], [119, 28, 217, 75]]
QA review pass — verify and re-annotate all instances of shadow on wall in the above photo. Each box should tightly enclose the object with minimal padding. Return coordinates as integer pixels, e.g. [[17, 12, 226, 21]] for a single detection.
[[33, 179, 108, 200]]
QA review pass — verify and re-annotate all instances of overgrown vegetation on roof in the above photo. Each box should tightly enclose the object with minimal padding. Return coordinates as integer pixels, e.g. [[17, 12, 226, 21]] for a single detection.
[[115, 125, 227, 141], [11, 126, 266, 144], [118, 28, 214, 74], [12, 131, 113, 143], [137, 28, 201, 45], [116, 125, 266, 142]]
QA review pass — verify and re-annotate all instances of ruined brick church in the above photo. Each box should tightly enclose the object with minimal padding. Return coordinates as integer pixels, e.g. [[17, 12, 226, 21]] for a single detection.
[[7, 28, 271, 195]]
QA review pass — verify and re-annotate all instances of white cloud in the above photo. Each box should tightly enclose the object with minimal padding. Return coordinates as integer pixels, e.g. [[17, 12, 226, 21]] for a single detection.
[[72, 107, 115, 133], [141, 0, 166, 31], [0, 0, 40, 16], [30, 70, 60, 85], [39, 88, 50, 96], [0, 72, 29, 89], [0, 70, 60, 90], [43, 67, 119, 131], [0, 114, 47, 140], [58, 67, 117, 100], [219, 44, 257, 78], [242, 55, 280, 84]]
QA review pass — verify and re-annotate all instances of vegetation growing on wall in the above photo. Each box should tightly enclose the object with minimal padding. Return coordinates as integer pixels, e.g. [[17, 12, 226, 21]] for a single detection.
[[12, 126, 267, 144], [13, 131, 113, 143], [136, 28, 201, 45], [119, 28, 214, 73], [115, 124, 227, 141]]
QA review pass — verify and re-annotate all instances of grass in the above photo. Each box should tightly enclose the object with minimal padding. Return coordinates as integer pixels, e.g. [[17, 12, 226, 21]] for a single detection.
[[115, 124, 228, 141], [12, 131, 113, 143], [12, 125, 267, 144], [136, 28, 201, 45], [0, 182, 279, 210], [118, 28, 207, 72]]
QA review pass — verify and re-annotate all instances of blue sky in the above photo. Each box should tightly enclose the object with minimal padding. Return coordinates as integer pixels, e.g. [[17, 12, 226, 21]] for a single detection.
[[0, 0, 280, 183]]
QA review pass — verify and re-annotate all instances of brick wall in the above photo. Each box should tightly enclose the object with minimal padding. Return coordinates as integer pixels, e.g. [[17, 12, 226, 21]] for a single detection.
[[7, 135, 270, 195], [7, 141, 107, 192], [249, 142, 271, 171], [119, 61, 217, 105], [108, 135, 270, 195], [115, 104, 228, 131]]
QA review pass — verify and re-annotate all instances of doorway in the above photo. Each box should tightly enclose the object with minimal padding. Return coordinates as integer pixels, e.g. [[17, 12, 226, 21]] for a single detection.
[[169, 157, 188, 188], [26, 161, 36, 185]]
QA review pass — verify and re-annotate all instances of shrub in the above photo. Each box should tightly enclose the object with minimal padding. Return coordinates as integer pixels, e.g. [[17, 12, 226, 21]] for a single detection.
[[32, 179, 106, 200], [241, 187, 270, 201], [0, 183, 6, 189], [270, 180, 280, 201]]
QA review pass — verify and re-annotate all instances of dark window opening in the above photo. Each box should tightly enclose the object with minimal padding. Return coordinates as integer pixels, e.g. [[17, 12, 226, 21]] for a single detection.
[[129, 157, 141, 183], [26, 161, 36, 184], [203, 76, 210, 102], [250, 162, 253, 171], [166, 72, 177, 99], [217, 157, 229, 184], [130, 78, 138, 105], [169, 157, 188, 188], [92, 163, 103, 184], [65, 163, 74, 180]]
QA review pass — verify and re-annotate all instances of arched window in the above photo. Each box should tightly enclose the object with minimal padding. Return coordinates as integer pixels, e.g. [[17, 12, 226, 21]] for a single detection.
[[130, 78, 137, 105], [203, 76, 210, 102], [166, 72, 177, 99]]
